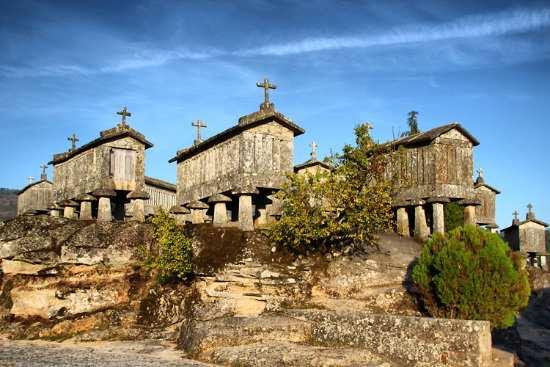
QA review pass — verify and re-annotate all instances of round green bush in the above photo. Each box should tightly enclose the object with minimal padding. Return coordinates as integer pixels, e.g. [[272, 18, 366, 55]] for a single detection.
[[412, 225, 530, 329]]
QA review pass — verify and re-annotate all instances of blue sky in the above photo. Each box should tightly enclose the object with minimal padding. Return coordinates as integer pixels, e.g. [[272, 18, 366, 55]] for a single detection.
[[0, 0, 549, 228]]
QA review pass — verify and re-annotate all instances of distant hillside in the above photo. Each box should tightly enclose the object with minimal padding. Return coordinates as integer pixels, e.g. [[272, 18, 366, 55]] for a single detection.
[[0, 188, 18, 220]]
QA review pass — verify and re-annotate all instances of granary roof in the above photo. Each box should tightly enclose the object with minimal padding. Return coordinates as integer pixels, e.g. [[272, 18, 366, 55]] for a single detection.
[[169, 105, 305, 163], [502, 218, 549, 232], [145, 176, 176, 192], [474, 177, 501, 194], [383, 123, 480, 149], [294, 159, 333, 172], [49, 125, 153, 165], [17, 179, 53, 195]]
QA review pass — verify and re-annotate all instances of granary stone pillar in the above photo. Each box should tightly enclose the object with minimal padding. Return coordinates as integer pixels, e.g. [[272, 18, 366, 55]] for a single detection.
[[393, 201, 410, 237], [187, 200, 209, 224], [128, 190, 150, 223], [413, 200, 429, 241], [76, 194, 97, 221], [255, 208, 268, 227], [61, 199, 79, 219], [92, 188, 117, 222], [266, 193, 282, 224], [234, 186, 259, 231], [208, 193, 232, 226], [238, 195, 254, 231], [427, 197, 450, 235], [460, 199, 481, 226], [48, 203, 62, 217], [169, 205, 191, 226]]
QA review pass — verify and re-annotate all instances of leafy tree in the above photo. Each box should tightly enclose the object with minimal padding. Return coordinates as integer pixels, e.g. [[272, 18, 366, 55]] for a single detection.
[[407, 111, 419, 135], [269, 123, 393, 252], [444, 201, 464, 232], [412, 225, 530, 329], [140, 209, 193, 283]]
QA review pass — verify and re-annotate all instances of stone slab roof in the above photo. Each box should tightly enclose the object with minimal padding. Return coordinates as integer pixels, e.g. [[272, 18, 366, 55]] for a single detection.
[[502, 218, 549, 232], [474, 181, 501, 194], [169, 107, 304, 163], [144, 176, 176, 192], [383, 123, 480, 149], [18, 180, 53, 195], [294, 159, 333, 172], [49, 125, 153, 165]]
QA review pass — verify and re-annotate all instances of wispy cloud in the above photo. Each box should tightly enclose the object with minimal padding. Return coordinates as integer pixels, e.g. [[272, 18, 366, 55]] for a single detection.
[[1, 6, 549, 78], [237, 7, 550, 56]]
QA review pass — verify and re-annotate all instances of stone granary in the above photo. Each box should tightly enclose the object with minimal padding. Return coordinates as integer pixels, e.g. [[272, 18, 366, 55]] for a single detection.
[[473, 168, 500, 231], [384, 123, 495, 240], [49, 108, 153, 222], [294, 141, 332, 175], [16, 165, 53, 215], [144, 176, 177, 216], [169, 79, 305, 230], [502, 204, 549, 268]]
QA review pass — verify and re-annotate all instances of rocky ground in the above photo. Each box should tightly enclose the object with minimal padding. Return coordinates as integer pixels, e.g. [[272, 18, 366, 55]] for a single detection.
[[0, 339, 213, 367], [0, 215, 542, 366]]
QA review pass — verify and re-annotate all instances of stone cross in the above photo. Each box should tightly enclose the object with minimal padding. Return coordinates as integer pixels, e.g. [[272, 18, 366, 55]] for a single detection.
[[310, 141, 318, 161], [513, 210, 519, 220], [40, 163, 48, 180], [477, 168, 484, 179], [256, 78, 277, 105], [192, 120, 207, 145], [27, 176, 34, 184], [117, 106, 132, 127], [526, 203, 535, 221], [67, 133, 79, 151]]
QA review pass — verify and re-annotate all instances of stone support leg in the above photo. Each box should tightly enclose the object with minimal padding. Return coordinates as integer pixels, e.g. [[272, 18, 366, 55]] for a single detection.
[[97, 197, 112, 222], [238, 194, 254, 231], [396, 207, 410, 237], [254, 208, 268, 227], [432, 203, 445, 234], [414, 205, 429, 241], [80, 201, 93, 220], [191, 209, 205, 224], [213, 202, 228, 225], [464, 205, 476, 225], [131, 199, 145, 222], [63, 206, 75, 220]]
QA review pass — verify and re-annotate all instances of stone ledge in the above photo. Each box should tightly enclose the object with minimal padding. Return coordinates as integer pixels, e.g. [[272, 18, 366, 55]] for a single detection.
[[292, 310, 492, 367]]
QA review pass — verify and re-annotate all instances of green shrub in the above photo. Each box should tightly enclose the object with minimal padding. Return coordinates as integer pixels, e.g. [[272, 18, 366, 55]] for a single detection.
[[412, 225, 530, 329], [444, 201, 464, 232], [269, 123, 393, 252], [140, 209, 193, 283]]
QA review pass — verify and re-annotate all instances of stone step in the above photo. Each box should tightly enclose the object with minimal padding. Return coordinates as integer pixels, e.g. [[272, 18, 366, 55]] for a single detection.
[[209, 341, 394, 367], [181, 314, 311, 357]]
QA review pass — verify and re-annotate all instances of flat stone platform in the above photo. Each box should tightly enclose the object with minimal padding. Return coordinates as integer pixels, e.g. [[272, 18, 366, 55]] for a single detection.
[[0, 339, 214, 367]]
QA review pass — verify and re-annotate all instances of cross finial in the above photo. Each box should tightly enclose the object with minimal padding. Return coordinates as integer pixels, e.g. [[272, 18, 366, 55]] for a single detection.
[[40, 163, 48, 181], [27, 176, 34, 184], [192, 120, 207, 145], [513, 210, 519, 220], [526, 203, 535, 221], [116, 106, 132, 127], [309, 141, 318, 161], [67, 133, 79, 151], [256, 78, 277, 110], [477, 168, 484, 179]]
